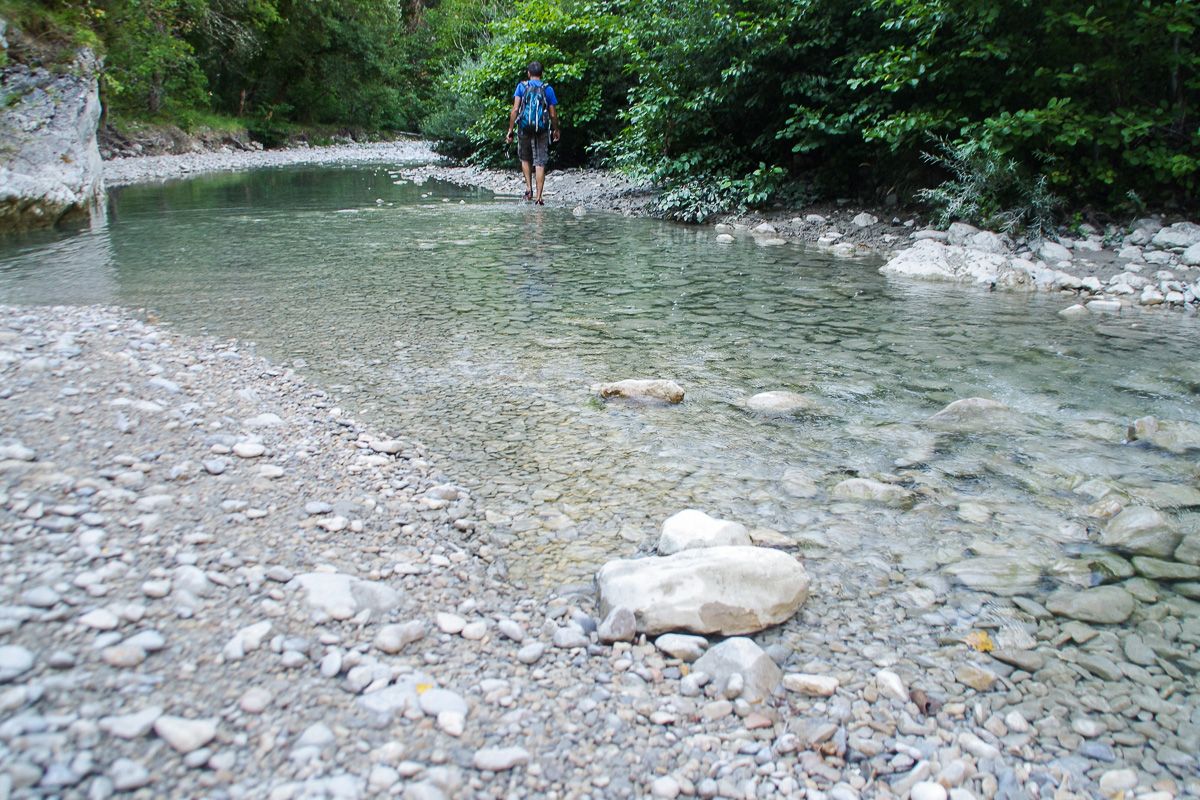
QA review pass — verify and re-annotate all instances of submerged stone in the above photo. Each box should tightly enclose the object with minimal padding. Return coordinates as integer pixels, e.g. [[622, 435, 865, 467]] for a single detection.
[[830, 478, 911, 506], [742, 391, 818, 415], [1100, 506, 1181, 558], [942, 556, 1043, 596], [592, 379, 684, 404], [1046, 586, 1134, 624]]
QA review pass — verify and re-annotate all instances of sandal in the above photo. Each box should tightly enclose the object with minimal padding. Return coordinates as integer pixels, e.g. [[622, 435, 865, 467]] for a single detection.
[[535, 199, 544, 206], [523, 190, 533, 201]]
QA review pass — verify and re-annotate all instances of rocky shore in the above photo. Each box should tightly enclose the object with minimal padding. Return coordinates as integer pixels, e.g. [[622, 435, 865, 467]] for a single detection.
[[3, 304, 1199, 800]]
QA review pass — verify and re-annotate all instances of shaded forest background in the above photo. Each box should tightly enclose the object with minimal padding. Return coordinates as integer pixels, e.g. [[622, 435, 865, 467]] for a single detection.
[[3, 0, 1198, 224]]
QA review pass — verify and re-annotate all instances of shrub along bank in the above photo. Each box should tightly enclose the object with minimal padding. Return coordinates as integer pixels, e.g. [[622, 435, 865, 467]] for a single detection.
[[435, 0, 1199, 226]]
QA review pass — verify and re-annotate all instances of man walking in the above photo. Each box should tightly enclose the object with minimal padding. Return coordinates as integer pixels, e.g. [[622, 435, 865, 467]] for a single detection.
[[505, 62, 560, 205]]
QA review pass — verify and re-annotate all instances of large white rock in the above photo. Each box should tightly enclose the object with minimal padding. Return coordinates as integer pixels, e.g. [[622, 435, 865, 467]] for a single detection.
[[658, 509, 751, 555], [691, 637, 782, 702], [596, 546, 810, 636], [880, 239, 1012, 285], [1151, 222, 1200, 249], [290, 573, 402, 619], [0, 48, 104, 232], [1037, 240, 1073, 262], [592, 379, 684, 404]]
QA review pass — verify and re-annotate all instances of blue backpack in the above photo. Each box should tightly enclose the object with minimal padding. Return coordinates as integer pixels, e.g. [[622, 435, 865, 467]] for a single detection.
[[518, 81, 551, 135]]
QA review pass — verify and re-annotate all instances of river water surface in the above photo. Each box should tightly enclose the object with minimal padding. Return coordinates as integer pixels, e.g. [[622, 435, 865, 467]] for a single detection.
[[2, 166, 1198, 599]]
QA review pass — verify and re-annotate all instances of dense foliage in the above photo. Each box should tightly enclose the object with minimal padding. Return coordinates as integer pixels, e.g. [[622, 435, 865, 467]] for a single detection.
[[2, 0, 1197, 221], [438, 0, 1199, 219]]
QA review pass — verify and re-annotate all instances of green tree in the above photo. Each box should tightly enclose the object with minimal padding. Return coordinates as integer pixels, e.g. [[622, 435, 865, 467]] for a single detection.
[[97, 0, 209, 115]]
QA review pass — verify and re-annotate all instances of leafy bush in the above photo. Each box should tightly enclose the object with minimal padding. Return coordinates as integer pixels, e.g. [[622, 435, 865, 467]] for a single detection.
[[434, 0, 633, 167], [423, 89, 487, 161], [917, 138, 1061, 239]]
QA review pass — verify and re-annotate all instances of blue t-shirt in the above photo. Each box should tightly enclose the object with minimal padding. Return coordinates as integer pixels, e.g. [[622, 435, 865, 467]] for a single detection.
[[514, 79, 558, 106]]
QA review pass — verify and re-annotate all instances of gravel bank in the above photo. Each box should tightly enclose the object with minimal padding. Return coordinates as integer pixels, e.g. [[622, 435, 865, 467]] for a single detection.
[[103, 141, 440, 187], [3, 304, 1198, 799]]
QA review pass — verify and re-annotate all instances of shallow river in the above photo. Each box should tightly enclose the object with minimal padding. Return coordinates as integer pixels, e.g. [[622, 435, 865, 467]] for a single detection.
[[2, 166, 1198, 599]]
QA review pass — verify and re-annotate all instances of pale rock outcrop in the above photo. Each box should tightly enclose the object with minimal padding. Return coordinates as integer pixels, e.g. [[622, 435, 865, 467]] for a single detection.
[[596, 546, 810, 636], [1, 47, 105, 231], [881, 239, 1006, 283], [658, 509, 751, 555], [592, 379, 684, 404]]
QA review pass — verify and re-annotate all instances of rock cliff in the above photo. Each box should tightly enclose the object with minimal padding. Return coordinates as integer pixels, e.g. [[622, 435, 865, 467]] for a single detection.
[[0, 24, 104, 233]]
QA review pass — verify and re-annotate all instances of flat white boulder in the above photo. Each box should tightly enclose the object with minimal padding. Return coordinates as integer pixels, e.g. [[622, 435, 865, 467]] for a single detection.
[[880, 239, 1010, 284], [658, 509, 750, 555], [742, 391, 818, 416], [592, 379, 684, 404], [290, 573, 402, 619], [596, 546, 810, 636]]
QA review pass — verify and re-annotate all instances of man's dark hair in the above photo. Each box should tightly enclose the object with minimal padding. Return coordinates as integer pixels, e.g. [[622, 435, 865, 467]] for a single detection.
[[527, 62, 543, 78]]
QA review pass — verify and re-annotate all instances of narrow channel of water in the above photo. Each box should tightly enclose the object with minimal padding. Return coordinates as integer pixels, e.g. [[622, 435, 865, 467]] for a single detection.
[[2, 165, 1198, 598]]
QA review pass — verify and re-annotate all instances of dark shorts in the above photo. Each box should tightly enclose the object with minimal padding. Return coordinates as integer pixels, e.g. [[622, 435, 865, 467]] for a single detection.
[[518, 130, 550, 168]]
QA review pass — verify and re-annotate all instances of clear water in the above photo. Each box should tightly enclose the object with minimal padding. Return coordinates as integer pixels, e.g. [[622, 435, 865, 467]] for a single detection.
[[2, 166, 1198, 593]]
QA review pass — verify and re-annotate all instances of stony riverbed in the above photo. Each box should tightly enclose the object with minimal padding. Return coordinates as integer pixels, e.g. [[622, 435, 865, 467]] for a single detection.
[[2, 304, 1198, 800]]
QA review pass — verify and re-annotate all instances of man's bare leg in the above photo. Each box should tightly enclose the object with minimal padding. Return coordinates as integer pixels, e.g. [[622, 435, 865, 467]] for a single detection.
[[534, 165, 546, 203], [520, 159, 533, 198]]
